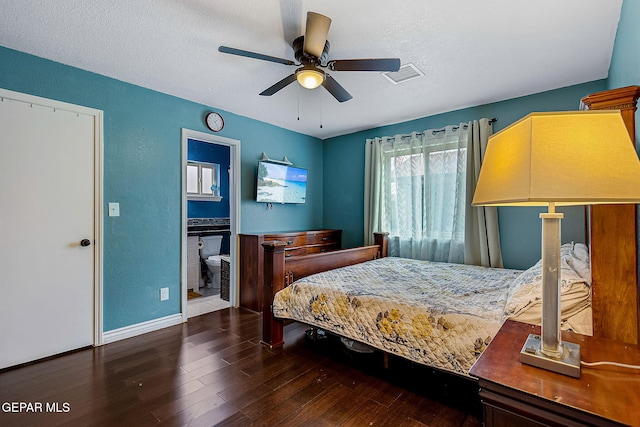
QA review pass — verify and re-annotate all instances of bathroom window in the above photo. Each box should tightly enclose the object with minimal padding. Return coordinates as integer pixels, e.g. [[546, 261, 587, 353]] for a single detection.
[[187, 161, 222, 200]]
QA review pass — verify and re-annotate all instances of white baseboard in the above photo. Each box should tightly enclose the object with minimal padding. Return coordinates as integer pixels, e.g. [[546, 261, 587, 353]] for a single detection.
[[102, 314, 183, 344]]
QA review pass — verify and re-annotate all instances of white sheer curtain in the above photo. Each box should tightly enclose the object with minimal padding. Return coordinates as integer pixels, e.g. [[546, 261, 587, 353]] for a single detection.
[[364, 125, 468, 262], [364, 119, 502, 266]]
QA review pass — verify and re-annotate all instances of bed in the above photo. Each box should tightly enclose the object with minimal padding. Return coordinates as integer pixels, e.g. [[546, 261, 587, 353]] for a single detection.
[[260, 85, 640, 376], [266, 236, 591, 376]]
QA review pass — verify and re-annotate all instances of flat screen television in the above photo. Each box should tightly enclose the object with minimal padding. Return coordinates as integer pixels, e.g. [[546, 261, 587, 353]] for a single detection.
[[256, 161, 307, 204]]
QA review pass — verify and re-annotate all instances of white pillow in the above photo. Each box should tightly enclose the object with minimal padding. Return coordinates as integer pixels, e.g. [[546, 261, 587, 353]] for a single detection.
[[503, 242, 591, 331]]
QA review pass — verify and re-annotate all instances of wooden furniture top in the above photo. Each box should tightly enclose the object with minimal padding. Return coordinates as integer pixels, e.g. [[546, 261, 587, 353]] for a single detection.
[[241, 229, 342, 257], [240, 230, 341, 246], [581, 85, 640, 137], [470, 320, 640, 427], [248, 229, 339, 238]]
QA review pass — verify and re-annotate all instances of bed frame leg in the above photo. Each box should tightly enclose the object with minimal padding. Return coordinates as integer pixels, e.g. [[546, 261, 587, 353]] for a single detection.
[[383, 353, 389, 369], [261, 241, 288, 348]]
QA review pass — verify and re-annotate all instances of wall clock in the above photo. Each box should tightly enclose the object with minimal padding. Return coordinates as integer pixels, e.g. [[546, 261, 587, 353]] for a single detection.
[[206, 112, 224, 132]]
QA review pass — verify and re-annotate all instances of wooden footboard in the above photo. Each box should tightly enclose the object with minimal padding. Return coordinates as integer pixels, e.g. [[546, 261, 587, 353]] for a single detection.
[[260, 232, 388, 347]]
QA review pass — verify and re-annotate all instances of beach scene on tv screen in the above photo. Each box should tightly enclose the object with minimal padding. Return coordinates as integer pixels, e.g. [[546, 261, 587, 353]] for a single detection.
[[257, 162, 307, 203]]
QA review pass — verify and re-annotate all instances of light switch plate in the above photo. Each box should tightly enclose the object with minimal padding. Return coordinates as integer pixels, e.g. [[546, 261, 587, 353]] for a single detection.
[[108, 202, 120, 217], [160, 287, 169, 301]]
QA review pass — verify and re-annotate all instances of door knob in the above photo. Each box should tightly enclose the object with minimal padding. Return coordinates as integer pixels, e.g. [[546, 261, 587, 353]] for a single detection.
[[80, 239, 92, 247]]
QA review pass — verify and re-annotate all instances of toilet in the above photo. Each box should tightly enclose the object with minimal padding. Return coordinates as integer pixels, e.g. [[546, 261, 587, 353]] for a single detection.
[[199, 235, 223, 289]]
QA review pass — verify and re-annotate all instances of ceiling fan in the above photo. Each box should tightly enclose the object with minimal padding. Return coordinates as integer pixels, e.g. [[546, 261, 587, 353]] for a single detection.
[[218, 12, 401, 103]]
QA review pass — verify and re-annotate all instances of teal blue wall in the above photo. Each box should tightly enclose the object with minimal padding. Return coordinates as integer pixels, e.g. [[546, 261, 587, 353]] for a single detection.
[[0, 46, 322, 331], [323, 81, 607, 269], [608, 0, 640, 146], [239, 124, 323, 233]]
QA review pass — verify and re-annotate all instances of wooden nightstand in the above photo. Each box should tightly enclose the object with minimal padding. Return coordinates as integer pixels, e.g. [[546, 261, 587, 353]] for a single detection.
[[469, 320, 640, 427]]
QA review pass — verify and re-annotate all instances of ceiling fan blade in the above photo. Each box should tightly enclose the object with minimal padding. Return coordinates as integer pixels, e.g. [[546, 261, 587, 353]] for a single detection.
[[322, 74, 353, 103], [304, 12, 331, 58], [259, 74, 297, 96], [327, 58, 401, 72], [218, 46, 295, 66]]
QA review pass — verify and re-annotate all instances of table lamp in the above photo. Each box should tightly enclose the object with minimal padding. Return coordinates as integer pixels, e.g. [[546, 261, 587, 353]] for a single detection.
[[472, 110, 640, 377]]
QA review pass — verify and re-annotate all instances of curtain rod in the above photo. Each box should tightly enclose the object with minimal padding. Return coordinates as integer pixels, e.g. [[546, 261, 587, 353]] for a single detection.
[[394, 117, 498, 138]]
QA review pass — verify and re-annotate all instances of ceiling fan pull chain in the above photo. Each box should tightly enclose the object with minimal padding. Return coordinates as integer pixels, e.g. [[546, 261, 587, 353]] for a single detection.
[[297, 86, 300, 121]]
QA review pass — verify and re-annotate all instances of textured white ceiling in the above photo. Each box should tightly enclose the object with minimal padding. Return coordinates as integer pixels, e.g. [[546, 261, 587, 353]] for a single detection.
[[0, 0, 622, 138]]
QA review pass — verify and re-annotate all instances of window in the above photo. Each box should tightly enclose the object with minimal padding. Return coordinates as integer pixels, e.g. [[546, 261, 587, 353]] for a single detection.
[[375, 127, 468, 262], [187, 161, 221, 200], [367, 120, 500, 265], [386, 146, 466, 238]]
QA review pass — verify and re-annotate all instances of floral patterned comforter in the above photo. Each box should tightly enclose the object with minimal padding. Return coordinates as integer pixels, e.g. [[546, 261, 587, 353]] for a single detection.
[[272, 256, 523, 375]]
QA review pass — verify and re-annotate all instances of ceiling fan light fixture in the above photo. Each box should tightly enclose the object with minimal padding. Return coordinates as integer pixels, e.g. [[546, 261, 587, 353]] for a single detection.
[[295, 66, 325, 89]]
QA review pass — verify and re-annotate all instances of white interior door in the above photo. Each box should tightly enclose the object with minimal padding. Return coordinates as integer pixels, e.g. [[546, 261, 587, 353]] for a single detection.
[[0, 92, 99, 369]]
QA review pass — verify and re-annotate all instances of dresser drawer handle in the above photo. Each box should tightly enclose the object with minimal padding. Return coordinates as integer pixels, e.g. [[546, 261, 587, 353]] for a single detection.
[[285, 253, 292, 258], [286, 240, 293, 245], [322, 237, 328, 241], [320, 249, 326, 252]]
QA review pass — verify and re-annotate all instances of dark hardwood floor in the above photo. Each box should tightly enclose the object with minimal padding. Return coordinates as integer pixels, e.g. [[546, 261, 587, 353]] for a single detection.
[[0, 308, 482, 426]]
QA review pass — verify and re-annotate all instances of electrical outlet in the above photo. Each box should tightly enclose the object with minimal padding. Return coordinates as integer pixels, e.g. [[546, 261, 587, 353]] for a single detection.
[[160, 287, 169, 301]]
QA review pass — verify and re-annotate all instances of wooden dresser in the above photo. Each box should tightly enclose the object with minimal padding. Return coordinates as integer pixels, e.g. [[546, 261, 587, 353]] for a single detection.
[[470, 320, 640, 427], [239, 229, 341, 312]]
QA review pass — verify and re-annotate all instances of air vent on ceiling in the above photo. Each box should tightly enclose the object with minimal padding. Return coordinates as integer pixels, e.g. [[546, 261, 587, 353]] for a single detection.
[[383, 63, 424, 84]]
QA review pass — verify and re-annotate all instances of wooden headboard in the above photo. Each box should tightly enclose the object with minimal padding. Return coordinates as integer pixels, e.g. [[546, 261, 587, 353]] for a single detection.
[[582, 85, 640, 344]]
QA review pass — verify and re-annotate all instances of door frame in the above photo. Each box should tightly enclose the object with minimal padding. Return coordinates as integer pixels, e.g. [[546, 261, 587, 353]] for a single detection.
[[180, 128, 241, 320], [0, 87, 104, 346]]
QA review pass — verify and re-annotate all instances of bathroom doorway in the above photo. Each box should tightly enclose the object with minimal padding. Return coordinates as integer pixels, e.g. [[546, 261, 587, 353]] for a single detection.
[[180, 129, 240, 320]]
